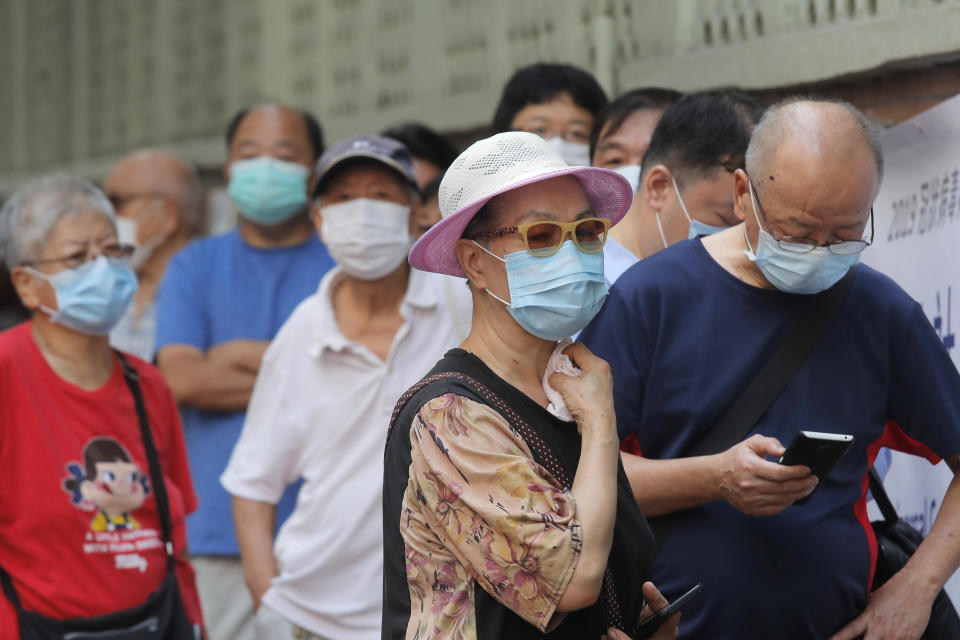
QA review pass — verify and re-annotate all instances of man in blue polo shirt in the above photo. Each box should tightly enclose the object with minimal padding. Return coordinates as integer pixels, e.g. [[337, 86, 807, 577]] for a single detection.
[[581, 98, 960, 639], [155, 103, 335, 640]]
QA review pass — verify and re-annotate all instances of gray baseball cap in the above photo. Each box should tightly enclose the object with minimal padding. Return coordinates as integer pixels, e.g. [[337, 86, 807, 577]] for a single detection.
[[313, 134, 419, 196]]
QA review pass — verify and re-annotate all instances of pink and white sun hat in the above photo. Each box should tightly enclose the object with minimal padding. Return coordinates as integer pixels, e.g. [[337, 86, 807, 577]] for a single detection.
[[409, 131, 634, 277]]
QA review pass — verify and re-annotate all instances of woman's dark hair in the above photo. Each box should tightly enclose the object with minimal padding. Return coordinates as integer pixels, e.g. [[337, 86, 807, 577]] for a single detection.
[[225, 106, 325, 161], [492, 63, 608, 133], [462, 200, 501, 240], [640, 90, 765, 187], [381, 123, 460, 172], [589, 87, 683, 160], [421, 175, 443, 203]]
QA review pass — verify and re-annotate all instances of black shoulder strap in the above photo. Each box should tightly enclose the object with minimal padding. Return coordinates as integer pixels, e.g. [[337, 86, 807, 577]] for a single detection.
[[116, 352, 176, 570], [688, 266, 858, 457], [0, 555, 19, 607], [868, 467, 899, 523]]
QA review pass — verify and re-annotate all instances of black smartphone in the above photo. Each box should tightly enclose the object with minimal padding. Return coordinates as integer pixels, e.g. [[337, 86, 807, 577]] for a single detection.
[[779, 430, 854, 505], [632, 583, 703, 639]]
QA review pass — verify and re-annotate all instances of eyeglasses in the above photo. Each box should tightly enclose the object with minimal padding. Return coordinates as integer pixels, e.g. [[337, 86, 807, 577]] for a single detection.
[[22, 243, 135, 270], [107, 192, 170, 210], [749, 179, 873, 255], [471, 217, 610, 257]]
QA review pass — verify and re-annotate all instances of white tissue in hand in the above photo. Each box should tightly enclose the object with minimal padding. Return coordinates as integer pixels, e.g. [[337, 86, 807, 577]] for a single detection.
[[542, 338, 580, 421]]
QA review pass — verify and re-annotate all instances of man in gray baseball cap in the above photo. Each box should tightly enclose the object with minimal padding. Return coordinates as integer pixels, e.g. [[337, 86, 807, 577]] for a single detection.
[[221, 133, 470, 639]]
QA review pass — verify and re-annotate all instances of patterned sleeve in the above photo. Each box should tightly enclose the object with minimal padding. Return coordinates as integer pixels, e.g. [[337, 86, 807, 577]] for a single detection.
[[408, 393, 581, 631]]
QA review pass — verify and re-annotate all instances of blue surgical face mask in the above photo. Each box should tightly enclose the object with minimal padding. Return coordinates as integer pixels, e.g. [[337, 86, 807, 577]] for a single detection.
[[743, 187, 859, 294], [228, 156, 309, 226], [27, 256, 138, 335], [671, 176, 727, 239], [474, 240, 608, 340], [612, 164, 642, 194]]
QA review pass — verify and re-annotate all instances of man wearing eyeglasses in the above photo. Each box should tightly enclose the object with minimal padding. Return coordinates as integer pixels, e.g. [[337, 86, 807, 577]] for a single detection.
[[104, 149, 201, 360], [580, 98, 960, 639]]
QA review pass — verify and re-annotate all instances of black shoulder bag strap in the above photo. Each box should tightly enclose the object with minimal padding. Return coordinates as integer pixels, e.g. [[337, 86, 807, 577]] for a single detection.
[[868, 467, 899, 523], [116, 352, 177, 572], [688, 266, 858, 458]]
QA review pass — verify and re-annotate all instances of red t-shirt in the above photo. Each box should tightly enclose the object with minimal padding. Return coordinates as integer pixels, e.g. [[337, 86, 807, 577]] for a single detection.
[[0, 322, 203, 636]]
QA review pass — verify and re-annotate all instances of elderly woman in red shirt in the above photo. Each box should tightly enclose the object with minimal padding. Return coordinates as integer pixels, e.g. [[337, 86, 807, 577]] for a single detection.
[[0, 174, 202, 639]]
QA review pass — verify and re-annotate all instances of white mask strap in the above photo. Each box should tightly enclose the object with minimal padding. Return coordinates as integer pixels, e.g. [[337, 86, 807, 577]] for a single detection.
[[743, 185, 762, 260], [471, 239, 506, 263], [485, 288, 511, 308], [671, 175, 693, 225], [654, 211, 669, 250], [470, 240, 511, 306], [23, 267, 58, 316]]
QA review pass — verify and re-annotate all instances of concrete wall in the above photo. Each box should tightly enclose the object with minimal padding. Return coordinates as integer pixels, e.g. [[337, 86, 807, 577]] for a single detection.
[[3, 0, 960, 191]]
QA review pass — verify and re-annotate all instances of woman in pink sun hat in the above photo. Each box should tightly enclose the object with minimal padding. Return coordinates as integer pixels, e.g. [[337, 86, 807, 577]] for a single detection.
[[384, 132, 679, 640]]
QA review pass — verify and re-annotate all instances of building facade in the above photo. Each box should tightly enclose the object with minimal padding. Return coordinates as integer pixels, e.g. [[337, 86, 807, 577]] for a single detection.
[[2, 0, 960, 192]]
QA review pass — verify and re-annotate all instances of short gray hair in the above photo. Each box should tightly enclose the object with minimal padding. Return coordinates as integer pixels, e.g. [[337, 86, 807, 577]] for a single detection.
[[745, 96, 884, 193], [0, 174, 115, 269]]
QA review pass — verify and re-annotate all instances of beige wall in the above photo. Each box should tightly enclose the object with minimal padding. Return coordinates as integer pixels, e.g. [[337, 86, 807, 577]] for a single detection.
[[3, 0, 960, 192]]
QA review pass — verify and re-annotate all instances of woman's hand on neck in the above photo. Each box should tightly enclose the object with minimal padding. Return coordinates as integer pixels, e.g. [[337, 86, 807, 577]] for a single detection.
[[30, 315, 115, 391], [461, 290, 557, 407]]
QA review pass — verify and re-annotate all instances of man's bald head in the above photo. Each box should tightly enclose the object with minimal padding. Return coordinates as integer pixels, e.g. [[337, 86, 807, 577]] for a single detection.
[[225, 103, 324, 161], [105, 149, 201, 227], [745, 98, 883, 197]]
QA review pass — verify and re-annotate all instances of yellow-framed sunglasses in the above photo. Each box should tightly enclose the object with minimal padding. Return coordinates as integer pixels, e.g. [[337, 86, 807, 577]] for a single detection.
[[471, 217, 611, 257]]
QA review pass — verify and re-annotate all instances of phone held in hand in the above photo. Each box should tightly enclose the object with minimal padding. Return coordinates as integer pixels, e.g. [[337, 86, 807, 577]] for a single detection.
[[779, 431, 854, 505], [632, 583, 703, 639]]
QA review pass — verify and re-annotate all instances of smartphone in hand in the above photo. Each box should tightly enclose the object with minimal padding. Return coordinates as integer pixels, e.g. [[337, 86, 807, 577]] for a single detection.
[[779, 431, 854, 505], [632, 583, 702, 639]]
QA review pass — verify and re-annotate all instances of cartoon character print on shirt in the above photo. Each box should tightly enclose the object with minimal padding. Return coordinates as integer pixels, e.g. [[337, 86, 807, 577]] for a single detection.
[[62, 437, 150, 532]]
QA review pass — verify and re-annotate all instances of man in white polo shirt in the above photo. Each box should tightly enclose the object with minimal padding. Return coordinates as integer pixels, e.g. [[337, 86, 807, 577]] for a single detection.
[[221, 134, 470, 640]]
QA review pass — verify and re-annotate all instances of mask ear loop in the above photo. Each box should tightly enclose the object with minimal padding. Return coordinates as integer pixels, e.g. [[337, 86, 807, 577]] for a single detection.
[[131, 199, 175, 263], [654, 211, 669, 250], [743, 185, 762, 261], [470, 240, 512, 308], [22, 266, 60, 317], [671, 175, 694, 226]]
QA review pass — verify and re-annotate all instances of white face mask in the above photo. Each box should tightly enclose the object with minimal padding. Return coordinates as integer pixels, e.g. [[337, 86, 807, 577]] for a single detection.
[[545, 137, 591, 167], [612, 164, 642, 194], [320, 198, 412, 281], [114, 204, 170, 272]]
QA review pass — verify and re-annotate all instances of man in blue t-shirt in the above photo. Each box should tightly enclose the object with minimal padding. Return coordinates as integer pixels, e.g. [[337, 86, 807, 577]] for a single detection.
[[155, 103, 335, 640], [581, 99, 960, 639]]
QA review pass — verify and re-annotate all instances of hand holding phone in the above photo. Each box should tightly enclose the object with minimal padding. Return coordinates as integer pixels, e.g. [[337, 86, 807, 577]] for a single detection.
[[632, 583, 702, 639], [779, 431, 854, 505]]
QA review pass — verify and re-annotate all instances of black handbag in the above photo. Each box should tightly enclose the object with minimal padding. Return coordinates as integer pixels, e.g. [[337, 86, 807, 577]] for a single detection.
[[0, 354, 198, 639], [868, 468, 960, 639]]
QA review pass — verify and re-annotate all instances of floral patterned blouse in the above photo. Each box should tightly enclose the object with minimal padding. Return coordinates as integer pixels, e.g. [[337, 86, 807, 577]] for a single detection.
[[399, 393, 583, 639]]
